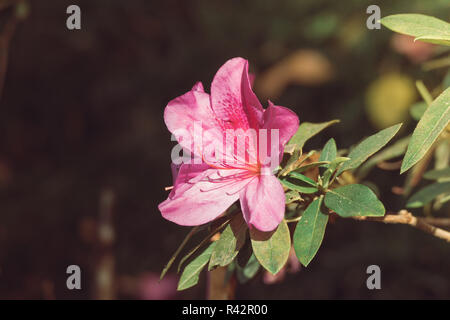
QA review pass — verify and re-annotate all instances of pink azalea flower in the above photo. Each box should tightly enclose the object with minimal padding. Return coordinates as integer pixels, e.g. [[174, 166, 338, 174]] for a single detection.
[[159, 58, 299, 232]]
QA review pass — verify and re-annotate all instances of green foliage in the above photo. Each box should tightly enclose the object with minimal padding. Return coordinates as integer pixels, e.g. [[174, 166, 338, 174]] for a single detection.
[[319, 138, 337, 164], [401, 87, 450, 173], [250, 220, 291, 275], [167, 12, 450, 289], [338, 123, 402, 175], [406, 182, 450, 208], [160, 226, 200, 280], [209, 215, 247, 270], [178, 242, 216, 291], [324, 184, 385, 217], [293, 161, 330, 173], [285, 120, 339, 153], [357, 136, 410, 179], [380, 14, 450, 46], [280, 172, 319, 194], [293, 196, 328, 267]]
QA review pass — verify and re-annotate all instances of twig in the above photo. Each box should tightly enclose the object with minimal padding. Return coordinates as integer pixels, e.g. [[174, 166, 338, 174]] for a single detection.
[[352, 210, 450, 242], [422, 217, 450, 227]]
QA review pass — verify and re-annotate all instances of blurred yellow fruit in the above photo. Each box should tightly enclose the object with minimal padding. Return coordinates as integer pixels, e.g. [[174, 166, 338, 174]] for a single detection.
[[365, 73, 416, 129]]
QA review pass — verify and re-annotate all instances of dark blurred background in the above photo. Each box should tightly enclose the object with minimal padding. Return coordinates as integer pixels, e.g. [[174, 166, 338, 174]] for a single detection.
[[0, 0, 449, 299]]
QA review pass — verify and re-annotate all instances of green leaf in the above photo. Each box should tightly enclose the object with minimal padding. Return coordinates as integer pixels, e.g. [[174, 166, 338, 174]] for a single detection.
[[294, 161, 330, 173], [236, 254, 261, 284], [209, 215, 247, 270], [356, 135, 410, 179], [293, 197, 328, 267], [410, 102, 428, 121], [406, 182, 450, 208], [380, 14, 450, 46], [324, 184, 385, 217], [160, 226, 200, 280], [280, 177, 318, 194], [401, 87, 450, 174], [423, 167, 450, 181], [177, 242, 216, 291], [338, 123, 402, 175], [250, 220, 290, 275], [288, 172, 318, 186], [319, 138, 337, 164], [285, 120, 340, 153], [177, 218, 231, 273]]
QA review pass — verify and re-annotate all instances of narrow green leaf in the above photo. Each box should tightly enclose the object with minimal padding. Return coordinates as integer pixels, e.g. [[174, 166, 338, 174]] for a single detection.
[[324, 184, 385, 217], [380, 14, 450, 46], [285, 120, 340, 153], [319, 138, 337, 163], [294, 161, 330, 173], [209, 215, 247, 270], [338, 123, 402, 175], [250, 220, 290, 275], [423, 167, 450, 181], [293, 197, 328, 267], [177, 242, 216, 291], [177, 218, 230, 273], [357, 135, 410, 179], [160, 226, 200, 280], [401, 87, 450, 173], [406, 182, 450, 208], [288, 172, 318, 186], [280, 178, 318, 194]]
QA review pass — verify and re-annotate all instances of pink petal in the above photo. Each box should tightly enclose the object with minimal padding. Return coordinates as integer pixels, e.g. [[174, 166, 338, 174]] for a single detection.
[[239, 174, 285, 232], [169, 163, 209, 199], [164, 86, 222, 158], [159, 169, 251, 226], [241, 64, 264, 129], [257, 102, 299, 168], [263, 101, 299, 148], [210, 58, 263, 131]]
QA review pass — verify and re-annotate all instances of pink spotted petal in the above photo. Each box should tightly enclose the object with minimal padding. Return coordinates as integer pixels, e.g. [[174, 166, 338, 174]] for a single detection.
[[210, 58, 263, 131], [239, 174, 285, 232]]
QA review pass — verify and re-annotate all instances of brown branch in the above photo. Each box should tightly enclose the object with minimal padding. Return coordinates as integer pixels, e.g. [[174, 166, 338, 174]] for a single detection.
[[352, 210, 450, 242]]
